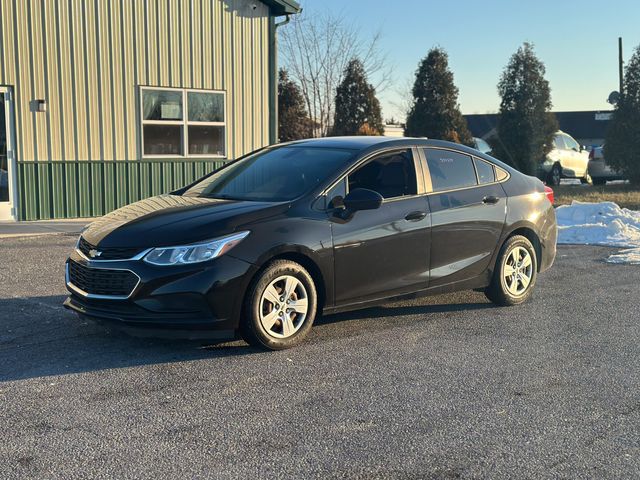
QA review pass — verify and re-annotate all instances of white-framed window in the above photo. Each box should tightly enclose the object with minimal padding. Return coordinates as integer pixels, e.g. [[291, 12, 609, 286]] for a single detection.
[[140, 86, 226, 158]]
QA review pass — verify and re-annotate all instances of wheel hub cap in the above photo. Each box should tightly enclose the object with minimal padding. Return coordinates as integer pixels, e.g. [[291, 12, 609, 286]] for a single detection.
[[503, 247, 533, 296], [259, 275, 308, 339]]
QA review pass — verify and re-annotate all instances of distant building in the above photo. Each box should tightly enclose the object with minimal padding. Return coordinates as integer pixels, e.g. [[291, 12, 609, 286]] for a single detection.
[[464, 110, 613, 148], [0, 0, 301, 221], [383, 124, 405, 138]]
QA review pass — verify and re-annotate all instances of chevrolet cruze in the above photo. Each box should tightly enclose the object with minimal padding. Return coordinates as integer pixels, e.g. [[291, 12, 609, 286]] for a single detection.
[[64, 137, 557, 350]]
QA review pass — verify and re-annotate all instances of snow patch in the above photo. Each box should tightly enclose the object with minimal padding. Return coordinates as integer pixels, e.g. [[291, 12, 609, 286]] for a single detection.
[[555, 201, 640, 264], [606, 248, 640, 265]]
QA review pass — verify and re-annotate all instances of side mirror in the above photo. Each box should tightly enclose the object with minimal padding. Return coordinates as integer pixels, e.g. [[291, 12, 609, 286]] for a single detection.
[[343, 188, 383, 212]]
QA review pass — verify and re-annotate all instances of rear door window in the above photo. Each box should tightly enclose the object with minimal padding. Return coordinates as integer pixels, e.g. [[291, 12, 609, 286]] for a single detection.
[[474, 158, 495, 184], [423, 148, 478, 192]]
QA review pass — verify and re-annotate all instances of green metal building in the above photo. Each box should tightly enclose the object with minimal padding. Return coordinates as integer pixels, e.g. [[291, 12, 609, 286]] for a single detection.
[[0, 0, 300, 221]]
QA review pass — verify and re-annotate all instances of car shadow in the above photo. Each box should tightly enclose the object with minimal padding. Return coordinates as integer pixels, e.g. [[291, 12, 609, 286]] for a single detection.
[[0, 295, 260, 383], [0, 294, 494, 383]]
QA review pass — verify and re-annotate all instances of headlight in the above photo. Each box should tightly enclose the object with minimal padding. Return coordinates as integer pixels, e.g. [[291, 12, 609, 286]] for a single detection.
[[143, 231, 250, 266]]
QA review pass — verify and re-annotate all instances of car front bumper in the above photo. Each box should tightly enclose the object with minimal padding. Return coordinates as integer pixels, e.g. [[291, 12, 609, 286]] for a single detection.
[[63, 249, 258, 339]]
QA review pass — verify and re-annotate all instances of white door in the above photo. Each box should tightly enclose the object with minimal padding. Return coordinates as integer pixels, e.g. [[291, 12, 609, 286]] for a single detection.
[[0, 87, 17, 221]]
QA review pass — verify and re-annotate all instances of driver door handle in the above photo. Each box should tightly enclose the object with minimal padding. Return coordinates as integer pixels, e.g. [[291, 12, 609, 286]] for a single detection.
[[405, 211, 427, 222]]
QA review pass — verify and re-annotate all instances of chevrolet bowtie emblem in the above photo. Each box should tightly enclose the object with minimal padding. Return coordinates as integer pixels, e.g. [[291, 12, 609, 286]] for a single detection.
[[88, 249, 102, 258]]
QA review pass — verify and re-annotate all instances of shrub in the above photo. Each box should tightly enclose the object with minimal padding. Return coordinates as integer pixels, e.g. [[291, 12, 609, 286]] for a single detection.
[[491, 43, 558, 175], [605, 44, 640, 185], [404, 47, 472, 145], [331, 59, 384, 136]]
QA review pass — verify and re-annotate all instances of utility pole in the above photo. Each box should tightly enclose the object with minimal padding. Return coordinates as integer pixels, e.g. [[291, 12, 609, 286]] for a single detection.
[[619, 37, 624, 97]]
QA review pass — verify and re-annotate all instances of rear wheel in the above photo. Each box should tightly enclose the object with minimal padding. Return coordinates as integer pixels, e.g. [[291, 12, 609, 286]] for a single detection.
[[547, 164, 561, 186], [592, 177, 606, 186], [485, 235, 537, 306], [580, 173, 592, 185], [241, 260, 317, 350]]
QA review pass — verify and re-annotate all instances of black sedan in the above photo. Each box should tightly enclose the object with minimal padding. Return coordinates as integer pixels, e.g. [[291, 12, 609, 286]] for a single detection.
[[64, 137, 557, 350]]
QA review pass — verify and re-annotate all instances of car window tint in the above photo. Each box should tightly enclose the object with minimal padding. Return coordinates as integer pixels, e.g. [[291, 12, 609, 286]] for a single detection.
[[347, 149, 417, 199], [182, 146, 355, 202], [474, 158, 495, 184], [554, 135, 566, 150], [424, 148, 477, 192]]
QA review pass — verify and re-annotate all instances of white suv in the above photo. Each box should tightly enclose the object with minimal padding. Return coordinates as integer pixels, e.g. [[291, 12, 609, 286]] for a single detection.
[[587, 144, 624, 185], [538, 131, 590, 185]]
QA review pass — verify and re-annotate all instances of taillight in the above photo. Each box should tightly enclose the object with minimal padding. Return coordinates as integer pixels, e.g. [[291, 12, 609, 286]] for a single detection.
[[544, 186, 554, 204], [589, 149, 594, 160]]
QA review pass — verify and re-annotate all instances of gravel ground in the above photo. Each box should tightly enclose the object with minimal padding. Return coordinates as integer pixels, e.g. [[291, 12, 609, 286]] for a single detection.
[[0, 235, 639, 479]]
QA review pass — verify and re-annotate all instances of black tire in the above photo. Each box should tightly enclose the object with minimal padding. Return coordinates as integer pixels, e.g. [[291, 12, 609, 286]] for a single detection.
[[592, 177, 606, 186], [240, 259, 317, 350], [547, 163, 561, 186], [485, 235, 538, 306]]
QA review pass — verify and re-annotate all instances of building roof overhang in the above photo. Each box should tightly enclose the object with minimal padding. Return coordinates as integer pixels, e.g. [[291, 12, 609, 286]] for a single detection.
[[263, 0, 301, 16]]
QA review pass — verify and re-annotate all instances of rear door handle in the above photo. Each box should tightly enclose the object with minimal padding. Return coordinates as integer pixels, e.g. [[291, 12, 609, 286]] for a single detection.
[[404, 211, 427, 222], [482, 196, 500, 205]]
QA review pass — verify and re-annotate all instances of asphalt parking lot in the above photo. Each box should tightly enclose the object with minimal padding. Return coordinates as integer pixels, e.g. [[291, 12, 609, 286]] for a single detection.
[[1, 235, 639, 479]]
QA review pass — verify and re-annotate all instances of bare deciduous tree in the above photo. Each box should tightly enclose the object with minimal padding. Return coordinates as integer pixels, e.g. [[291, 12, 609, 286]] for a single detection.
[[280, 11, 392, 137], [389, 75, 414, 122]]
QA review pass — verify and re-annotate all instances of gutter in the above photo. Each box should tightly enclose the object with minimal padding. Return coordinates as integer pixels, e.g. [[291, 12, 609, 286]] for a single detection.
[[268, 14, 293, 145]]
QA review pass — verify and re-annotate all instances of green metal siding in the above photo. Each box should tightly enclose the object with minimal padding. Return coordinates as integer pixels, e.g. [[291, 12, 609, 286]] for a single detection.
[[0, 0, 272, 220], [17, 160, 224, 220]]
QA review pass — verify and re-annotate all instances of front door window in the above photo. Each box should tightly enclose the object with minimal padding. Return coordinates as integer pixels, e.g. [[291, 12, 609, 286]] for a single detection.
[[348, 149, 417, 199]]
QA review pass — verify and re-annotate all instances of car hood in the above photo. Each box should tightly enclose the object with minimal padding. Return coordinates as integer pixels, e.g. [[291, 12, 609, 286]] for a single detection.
[[82, 194, 290, 248]]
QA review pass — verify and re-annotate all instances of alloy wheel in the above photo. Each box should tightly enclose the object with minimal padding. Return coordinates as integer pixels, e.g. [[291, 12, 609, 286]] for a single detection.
[[503, 246, 533, 296], [259, 275, 308, 339]]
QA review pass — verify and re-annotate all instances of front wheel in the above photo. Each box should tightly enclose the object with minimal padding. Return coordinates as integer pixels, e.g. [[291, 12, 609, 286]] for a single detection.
[[485, 235, 538, 306], [592, 177, 606, 186], [241, 260, 317, 350]]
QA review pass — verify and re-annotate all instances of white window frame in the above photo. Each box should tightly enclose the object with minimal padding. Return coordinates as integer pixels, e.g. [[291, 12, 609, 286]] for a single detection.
[[140, 86, 227, 159]]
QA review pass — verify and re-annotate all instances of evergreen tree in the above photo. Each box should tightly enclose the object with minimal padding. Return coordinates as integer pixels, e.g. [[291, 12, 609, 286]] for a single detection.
[[404, 47, 472, 145], [605, 44, 640, 185], [278, 69, 313, 142], [492, 43, 558, 175], [331, 59, 384, 136]]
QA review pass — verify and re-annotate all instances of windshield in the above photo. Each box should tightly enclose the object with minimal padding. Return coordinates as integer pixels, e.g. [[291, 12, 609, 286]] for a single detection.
[[182, 146, 355, 202]]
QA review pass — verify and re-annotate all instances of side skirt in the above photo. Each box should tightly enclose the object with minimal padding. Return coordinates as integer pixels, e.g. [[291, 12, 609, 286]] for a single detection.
[[323, 274, 491, 316]]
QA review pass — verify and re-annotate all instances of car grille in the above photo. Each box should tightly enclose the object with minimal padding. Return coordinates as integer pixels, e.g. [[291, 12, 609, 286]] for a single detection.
[[78, 236, 143, 260], [68, 260, 139, 297]]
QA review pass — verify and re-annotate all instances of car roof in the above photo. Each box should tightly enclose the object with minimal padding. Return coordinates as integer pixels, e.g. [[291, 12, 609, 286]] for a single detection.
[[283, 136, 413, 149], [279, 136, 518, 174], [283, 136, 477, 152]]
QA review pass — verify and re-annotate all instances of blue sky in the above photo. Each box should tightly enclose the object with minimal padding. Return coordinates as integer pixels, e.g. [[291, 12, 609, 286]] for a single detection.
[[294, 0, 640, 119]]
